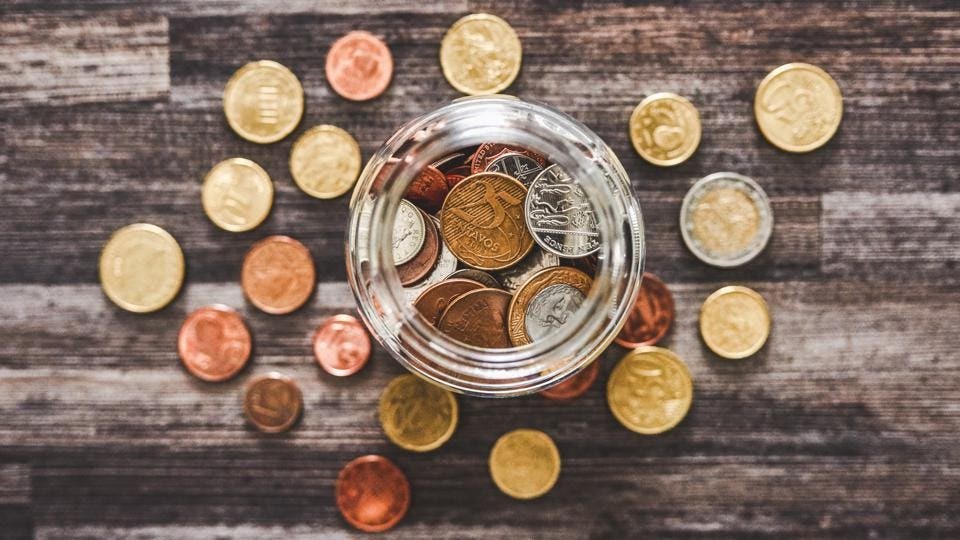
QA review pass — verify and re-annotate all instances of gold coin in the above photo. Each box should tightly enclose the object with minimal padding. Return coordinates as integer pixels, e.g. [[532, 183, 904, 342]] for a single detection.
[[289, 125, 362, 199], [700, 286, 771, 359], [607, 346, 693, 434], [507, 267, 592, 346], [440, 13, 522, 95], [629, 92, 701, 166], [223, 60, 304, 144], [489, 429, 560, 499], [379, 374, 458, 452], [201, 158, 274, 232], [99, 223, 185, 313], [754, 62, 842, 153]]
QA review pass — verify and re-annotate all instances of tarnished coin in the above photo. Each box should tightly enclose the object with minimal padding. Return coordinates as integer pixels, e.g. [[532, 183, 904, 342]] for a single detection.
[[494, 248, 560, 292], [438, 288, 512, 348], [489, 429, 560, 500], [405, 165, 449, 213], [449, 269, 500, 289], [178, 305, 252, 382], [223, 60, 303, 144], [629, 92, 701, 166], [471, 143, 546, 175], [201, 158, 274, 232], [326, 30, 393, 101], [539, 359, 599, 401], [379, 374, 458, 452], [396, 208, 440, 286], [99, 223, 184, 313], [393, 200, 427, 266], [440, 172, 533, 270], [244, 372, 303, 433], [440, 13, 522, 95], [485, 152, 545, 186], [336, 455, 410, 533], [241, 236, 316, 314], [401, 216, 458, 303], [313, 314, 371, 377], [508, 267, 592, 346], [414, 278, 485, 326], [615, 272, 674, 348], [755, 62, 842, 153], [525, 164, 601, 258], [289, 124, 362, 199], [607, 346, 693, 435], [680, 172, 773, 267], [700, 286, 771, 359]]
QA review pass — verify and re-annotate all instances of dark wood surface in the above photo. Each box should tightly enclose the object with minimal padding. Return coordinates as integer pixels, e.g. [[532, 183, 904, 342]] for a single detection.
[[1, 1, 958, 538]]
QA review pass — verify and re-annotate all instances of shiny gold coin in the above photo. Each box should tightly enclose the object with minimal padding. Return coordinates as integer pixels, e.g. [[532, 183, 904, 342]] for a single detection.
[[440, 13, 522, 95], [289, 124, 362, 199], [629, 92, 701, 166], [489, 429, 560, 500], [607, 346, 693, 435], [507, 266, 592, 346], [379, 374, 458, 452], [99, 223, 185, 313], [201, 158, 274, 232], [699, 286, 771, 359], [223, 60, 304, 144], [755, 62, 842, 153]]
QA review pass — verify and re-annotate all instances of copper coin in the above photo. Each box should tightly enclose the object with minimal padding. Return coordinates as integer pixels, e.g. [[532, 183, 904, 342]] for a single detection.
[[396, 209, 439, 286], [336, 455, 410, 533], [405, 165, 448, 213], [470, 143, 547, 174], [615, 272, 675, 348], [177, 305, 252, 382], [438, 288, 512, 348], [313, 314, 371, 376], [325, 31, 393, 101], [370, 157, 399, 192], [243, 373, 303, 433], [539, 359, 600, 401], [241, 236, 316, 314], [414, 278, 485, 326]]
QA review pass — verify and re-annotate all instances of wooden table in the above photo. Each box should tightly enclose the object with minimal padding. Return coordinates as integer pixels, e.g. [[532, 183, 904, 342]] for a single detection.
[[1, 1, 957, 538]]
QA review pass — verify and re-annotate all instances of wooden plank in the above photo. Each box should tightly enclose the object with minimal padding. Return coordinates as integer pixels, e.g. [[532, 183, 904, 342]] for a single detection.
[[0, 0, 467, 17], [0, 464, 30, 505]]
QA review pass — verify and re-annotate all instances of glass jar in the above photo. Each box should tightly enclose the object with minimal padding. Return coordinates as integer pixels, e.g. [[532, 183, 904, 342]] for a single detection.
[[346, 95, 644, 397]]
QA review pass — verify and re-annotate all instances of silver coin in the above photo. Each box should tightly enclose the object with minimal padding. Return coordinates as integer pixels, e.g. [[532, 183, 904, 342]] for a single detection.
[[679, 172, 773, 267], [524, 164, 601, 258], [484, 152, 545, 185], [524, 283, 586, 342], [494, 249, 560, 292], [393, 199, 426, 265], [449, 269, 500, 288], [403, 216, 458, 303]]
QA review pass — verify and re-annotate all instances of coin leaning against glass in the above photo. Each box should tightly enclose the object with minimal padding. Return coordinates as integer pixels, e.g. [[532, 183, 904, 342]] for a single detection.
[[223, 60, 304, 144], [607, 346, 693, 435], [629, 92, 701, 166], [201, 157, 274, 232], [755, 62, 842, 153], [440, 13, 522, 95], [525, 164, 601, 258], [289, 125, 362, 199], [680, 172, 773, 267], [392, 200, 427, 266], [99, 223, 185, 313], [700, 285, 771, 359], [379, 374, 458, 452]]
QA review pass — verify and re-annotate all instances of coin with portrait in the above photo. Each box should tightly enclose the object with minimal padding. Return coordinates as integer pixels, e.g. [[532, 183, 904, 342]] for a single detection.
[[507, 266, 592, 346]]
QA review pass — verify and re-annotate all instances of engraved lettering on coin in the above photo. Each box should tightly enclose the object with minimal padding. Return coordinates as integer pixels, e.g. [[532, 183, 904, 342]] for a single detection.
[[414, 278, 485, 326], [507, 266, 592, 346], [244, 373, 303, 433], [629, 92, 701, 166], [289, 125, 362, 199], [523, 284, 585, 342], [607, 346, 693, 435], [402, 217, 458, 303], [525, 164, 600, 258], [393, 200, 426, 266], [488, 428, 560, 500], [700, 286, 771, 359], [326, 31, 393, 101], [471, 143, 547, 175], [178, 305, 252, 382], [494, 248, 559, 292], [396, 208, 440, 286], [438, 288, 512, 348], [201, 158, 274, 232], [379, 374, 458, 452], [99, 223, 185, 313], [755, 62, 842, 153], [485, 152, 545, 185], [440, 13, 522, 95], [223, 60, 303, 144]]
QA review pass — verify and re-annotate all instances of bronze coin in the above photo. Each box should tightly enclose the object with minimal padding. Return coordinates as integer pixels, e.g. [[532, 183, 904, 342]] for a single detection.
[[325, 31, 393, 101], [615, 272, 674, 348], [336, 454, 410, 533], [243, 373, 303, 433], [177, 305, 252, 382], [539, 359, 600, 401], [449, 268, 501, 288], [405, 165, 448, 213], [445, 163, 472, 188], [438, 288, 512, 348], [313, 314, 371, 377], [414, 278, 485, 326], [507, 266, 592, 347], [470, 143, 547, 174], [241, 236, 315, 314], [396, 209, 440, 286]]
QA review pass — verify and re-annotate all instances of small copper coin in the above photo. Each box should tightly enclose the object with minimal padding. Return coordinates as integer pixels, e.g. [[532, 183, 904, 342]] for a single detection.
[[470, 143, 547, 174], [336, 455, 410, 533], [414, 278, 485, 326], [396, 209, 439, 286], [178, 305, 252, 382], [438, 288, 512, 348], [405, 165, 449, 213], [615, 272, 675, 348], [313, 314, 371, 377], [325, 31, 393, 101], [241, 236, 316, 314], [243, 373, 303, 433], [539, 360, 600, 401]]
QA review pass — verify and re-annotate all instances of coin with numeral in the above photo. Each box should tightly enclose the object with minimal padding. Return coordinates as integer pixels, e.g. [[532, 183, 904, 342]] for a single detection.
[[607, 346, 693, 434], [289, 125, 362, 199], [755, 62, 843, 153], [99, 223, 184, 313], [201, 158, 274, 232], [629, 92, 701, 166], [223, 60, 303, 144]]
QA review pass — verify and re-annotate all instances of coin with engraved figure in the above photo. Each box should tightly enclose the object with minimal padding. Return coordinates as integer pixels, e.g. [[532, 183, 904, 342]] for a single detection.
[[471, 143, 547, 174], [607, 346, 693, 435], [379, 374, 459, 452], [326, 31, 393, 101], [201, 158, 274, 232], [289, 124, 362, 199], [414, 278, 485, 326], [629, 92, 701, 166], [494, 248, 560, 292], [396, 208, 440, 286], [525, 164, 601, 258], [438, 288, 512, 348], [336, 455, 410, 533], [485, 152, 545, 185], [178, 305, 252, 382], [489, 429, 560, 500], [440, 13, 522, 95], [508, 266, 592, 347], [99, 223, 185, 313], [524, 284, 586, 342], [393, 200, 426, 266], [223, 60, 303, 144], [241, 236, 316, 314], [244, 373, 303, 433], [700, 286, 771, 359], [615, 272, 674, 348], [313, 314, 371, 376], [449, 269, 500, 289], [539, 359, 600, 401], [755, 62, 842, 153]]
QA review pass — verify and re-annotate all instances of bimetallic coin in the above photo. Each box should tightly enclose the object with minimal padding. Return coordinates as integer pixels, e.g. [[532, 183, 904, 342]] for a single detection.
[[615, 272, 674, 348], [178, 305, 252, 382], [525, 164, 601, 258], [223, 60, 303, 144], [99, 223, 184, 313], [607, 346, 693, 435], [440, 172, 534, 270], [494, 248, 560, 292], [393, 200, 426, 266], [471, 143, 546, 175], [379, 374, 458, 452], [508, 266, 592, 347], [396, 208, 440, 286], [485, 152, 545, 186], [629, 92, 701, 166], [326, 31, 393, 101], [489, 429, 560, 500], [755, 62, 843, 153], [700, 286, 771, 359], [201, 158, 274, 232], [336, 455, 410, 533], [241, 236, 316, 314], [414, 278, 485, 326], [449, 269, 500, 289], [680, 172, 773, 267], [244, 372, 303, 433], [440, 13, 522, 95], [539, 359, 599, 401], [438, 288, 512, 348], [524, 284, 586, 342], [289, 125, 362, 199], [401, 217, 458, 303], [313, 314, 371, 377]]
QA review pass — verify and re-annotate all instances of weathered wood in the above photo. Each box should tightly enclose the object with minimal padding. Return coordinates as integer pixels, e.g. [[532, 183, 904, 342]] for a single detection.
[[0, 0, 467, 17]]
